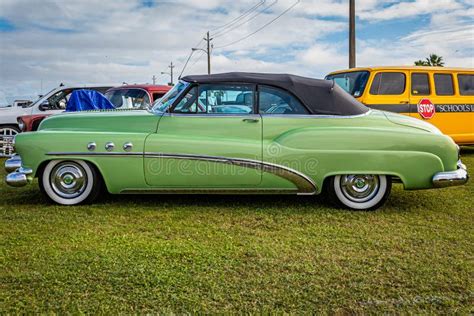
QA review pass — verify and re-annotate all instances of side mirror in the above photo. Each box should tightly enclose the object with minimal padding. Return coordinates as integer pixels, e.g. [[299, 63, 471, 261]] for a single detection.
[[39, 101, 50, 111]]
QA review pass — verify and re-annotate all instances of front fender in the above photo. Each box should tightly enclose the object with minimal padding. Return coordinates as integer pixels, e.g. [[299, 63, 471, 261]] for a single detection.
[[15, 131, 149, 193]]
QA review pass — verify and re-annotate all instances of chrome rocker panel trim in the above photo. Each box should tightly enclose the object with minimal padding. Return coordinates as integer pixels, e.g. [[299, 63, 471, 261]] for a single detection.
[[46, 151, 318, 194], [120, 188, 299, 194], [432, 160, 469, 188]]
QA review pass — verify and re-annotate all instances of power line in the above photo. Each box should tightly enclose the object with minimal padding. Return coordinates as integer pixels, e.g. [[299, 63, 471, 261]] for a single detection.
[[209, 0, 266, 32], [212, 0, 278, 39], [214, 0, 300, 49], [186, 51, 206, 73], [178, 38, 207, 79]]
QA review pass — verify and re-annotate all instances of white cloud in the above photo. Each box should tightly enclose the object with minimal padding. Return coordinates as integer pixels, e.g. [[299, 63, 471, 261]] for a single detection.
[[0, 0, 473, 102]]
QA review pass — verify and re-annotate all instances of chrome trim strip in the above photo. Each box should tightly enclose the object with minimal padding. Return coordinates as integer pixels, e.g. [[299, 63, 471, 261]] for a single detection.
[[162, 113, 261, 118], [46, 151, 318, 194], [47, 152, 143, 157], [143, 152, 317, 194], [260, 110, 372, 119], [120, 188, 299, 194], [160, 111, 371, 119]]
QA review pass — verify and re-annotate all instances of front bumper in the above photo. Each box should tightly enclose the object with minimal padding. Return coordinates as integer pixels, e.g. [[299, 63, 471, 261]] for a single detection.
[[432, 160, 469, 188], [4, 154, 33, 187]]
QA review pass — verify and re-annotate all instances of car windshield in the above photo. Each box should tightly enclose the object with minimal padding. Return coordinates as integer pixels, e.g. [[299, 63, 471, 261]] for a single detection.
[[151, 81, 189, 113], [105, 88, 151, 110], [325, 71, 369, 97]]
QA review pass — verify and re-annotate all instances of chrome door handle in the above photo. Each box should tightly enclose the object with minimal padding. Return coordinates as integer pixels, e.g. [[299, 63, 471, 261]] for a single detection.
[[242, 118, 259, 123]]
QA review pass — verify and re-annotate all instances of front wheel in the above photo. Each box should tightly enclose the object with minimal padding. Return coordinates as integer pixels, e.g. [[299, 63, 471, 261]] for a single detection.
[[325, 174, 391, 211], [39, 160, 102, 205]]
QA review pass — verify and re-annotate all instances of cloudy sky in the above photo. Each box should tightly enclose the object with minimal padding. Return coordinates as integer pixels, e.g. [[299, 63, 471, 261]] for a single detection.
[[0, 0, 473, 103]]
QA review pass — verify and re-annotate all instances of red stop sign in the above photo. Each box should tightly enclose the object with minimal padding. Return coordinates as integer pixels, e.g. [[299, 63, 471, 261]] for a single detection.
[[417, 98, 435, 119]]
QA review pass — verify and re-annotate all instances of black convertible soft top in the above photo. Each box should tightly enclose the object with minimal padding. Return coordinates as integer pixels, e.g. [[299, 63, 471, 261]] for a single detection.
[[181, 72, 369, 116]]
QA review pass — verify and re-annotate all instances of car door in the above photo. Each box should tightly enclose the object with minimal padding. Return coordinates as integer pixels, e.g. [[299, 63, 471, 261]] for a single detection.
[[144, 83, 262, 187]]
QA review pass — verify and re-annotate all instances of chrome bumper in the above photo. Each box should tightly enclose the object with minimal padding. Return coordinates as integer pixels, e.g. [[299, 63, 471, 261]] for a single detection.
[[432, 160, 469, 188], [4, 154, 33, 187]]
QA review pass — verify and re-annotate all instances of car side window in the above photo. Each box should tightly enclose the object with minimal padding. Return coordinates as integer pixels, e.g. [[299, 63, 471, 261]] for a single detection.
[[457, 74, 474, 96], [199, 84, 254, 114], [258, 85, 308, 114], [434, 74, 454, 95], [411, 73, 430, 95], [369, 72, 406, 95]]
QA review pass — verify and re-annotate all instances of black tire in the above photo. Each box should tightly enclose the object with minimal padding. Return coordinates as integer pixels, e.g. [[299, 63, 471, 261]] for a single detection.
[[39, 160, 102, 205], [0, 125, 20, 133], [324, 174, 392, 211]]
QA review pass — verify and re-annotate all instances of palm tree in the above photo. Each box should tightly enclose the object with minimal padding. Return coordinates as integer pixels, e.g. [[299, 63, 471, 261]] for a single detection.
[[414, 54, 445, 66], [415, 60, 428, 66]]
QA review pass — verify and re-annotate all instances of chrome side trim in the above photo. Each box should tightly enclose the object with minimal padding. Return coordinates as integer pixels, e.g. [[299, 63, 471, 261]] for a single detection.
[[260, 110, 372, 119], [144, 152, 317, 194], [162, 113, 261, 118], [432, 160, 469, 188], [120, 188, 299, 194], [46, 151, 318, 194], [160, 111, 371, 119], [47, 152, 143, 157]]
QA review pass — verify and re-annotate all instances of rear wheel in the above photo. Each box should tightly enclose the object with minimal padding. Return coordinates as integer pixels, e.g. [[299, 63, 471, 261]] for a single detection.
[[326, 174, 391, 211], [40, 160, 102, 205]]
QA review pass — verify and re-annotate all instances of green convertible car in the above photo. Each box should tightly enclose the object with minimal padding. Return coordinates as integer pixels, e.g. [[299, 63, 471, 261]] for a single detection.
[[4, 72, 469, 210]]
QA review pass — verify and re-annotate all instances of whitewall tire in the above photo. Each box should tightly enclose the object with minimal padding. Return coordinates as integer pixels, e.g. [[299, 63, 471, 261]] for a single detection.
[[326, 174, 391, 211], [40, 160, 102, 205]]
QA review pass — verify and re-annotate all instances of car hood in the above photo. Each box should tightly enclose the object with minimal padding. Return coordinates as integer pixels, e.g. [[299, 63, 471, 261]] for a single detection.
[[382, 111, 442, 135], [38, 110, 159, 133]]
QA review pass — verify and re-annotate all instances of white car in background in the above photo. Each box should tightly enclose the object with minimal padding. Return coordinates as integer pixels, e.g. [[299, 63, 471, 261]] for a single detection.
[[0, 84, 112, 157]]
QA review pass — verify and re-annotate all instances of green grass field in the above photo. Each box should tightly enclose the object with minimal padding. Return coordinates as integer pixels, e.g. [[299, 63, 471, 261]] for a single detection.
[[1, 150, 473, 313]]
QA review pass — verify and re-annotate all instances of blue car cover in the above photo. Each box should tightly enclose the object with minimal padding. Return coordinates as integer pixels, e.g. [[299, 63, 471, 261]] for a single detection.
[[66, 89, 115, 112]]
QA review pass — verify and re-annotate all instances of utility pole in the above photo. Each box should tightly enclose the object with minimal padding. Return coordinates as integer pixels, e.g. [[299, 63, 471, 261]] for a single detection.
[[152, 75, 157, 85], [206, 31, 211, 74], [169, 61, 175, 85], [161, 61, 175, 86], [349, 0, 356, 68], [190, 31, 213, 75]]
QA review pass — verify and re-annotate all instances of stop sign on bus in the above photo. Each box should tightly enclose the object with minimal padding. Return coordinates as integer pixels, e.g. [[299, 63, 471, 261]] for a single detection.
[[417, 98, 436, 119]]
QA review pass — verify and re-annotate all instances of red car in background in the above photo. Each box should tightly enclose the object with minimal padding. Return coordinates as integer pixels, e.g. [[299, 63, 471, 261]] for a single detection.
[[105, 84, 170, 110], [18, 84, 171, 132]]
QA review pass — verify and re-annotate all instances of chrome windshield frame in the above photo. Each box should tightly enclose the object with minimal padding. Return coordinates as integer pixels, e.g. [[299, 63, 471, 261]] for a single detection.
[[150, 81, 190, 114]]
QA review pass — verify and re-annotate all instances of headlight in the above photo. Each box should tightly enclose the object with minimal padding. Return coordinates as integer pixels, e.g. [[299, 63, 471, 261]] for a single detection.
[[17, 118, 25, 132]]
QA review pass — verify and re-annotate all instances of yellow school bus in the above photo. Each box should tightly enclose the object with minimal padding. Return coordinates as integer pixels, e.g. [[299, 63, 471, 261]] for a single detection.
[[326, 66, 474, 145]]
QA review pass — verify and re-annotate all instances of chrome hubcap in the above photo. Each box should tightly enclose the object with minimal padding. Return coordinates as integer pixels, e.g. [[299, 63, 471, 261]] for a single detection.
[[0, 128, 19, 157], [340, 175, 380, 203], [50, 162, 87, 199]]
